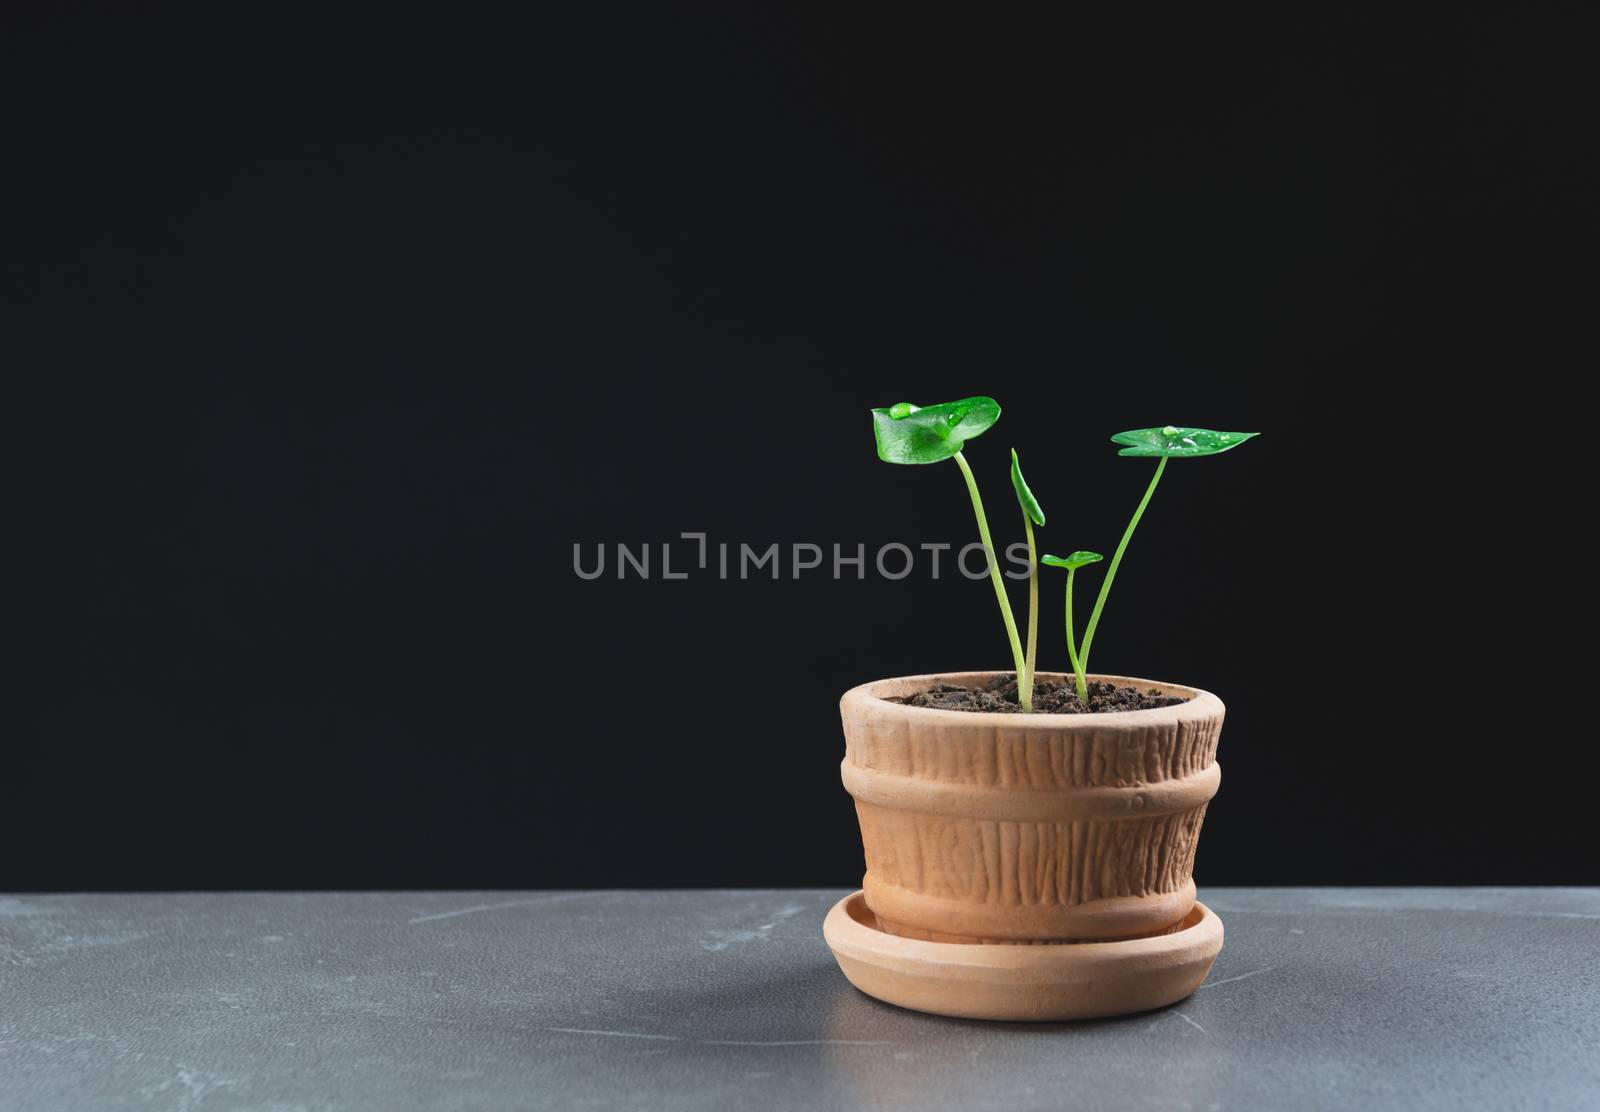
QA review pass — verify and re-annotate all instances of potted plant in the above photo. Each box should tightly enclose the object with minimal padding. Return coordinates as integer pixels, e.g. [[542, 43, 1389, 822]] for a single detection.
[[827, 398, 1255, 1019]]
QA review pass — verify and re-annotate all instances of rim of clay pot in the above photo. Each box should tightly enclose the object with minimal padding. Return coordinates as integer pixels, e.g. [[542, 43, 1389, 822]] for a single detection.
[[842, 671, 1224, 724]]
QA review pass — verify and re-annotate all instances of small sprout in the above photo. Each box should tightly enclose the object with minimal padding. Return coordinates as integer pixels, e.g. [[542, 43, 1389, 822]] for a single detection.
[[1076, 426, 1258, 688], [1010, 450, 1045, 708], [867, 408, 1256, 713], [1041, 551, 1103, 703], [871, 397, 1028, 706], [1040, 551, 1103, 571], [1010, 449, 1045, 527]]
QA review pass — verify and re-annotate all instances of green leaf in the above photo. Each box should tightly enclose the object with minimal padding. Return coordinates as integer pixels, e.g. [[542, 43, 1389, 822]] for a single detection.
[[1010, 448, 1045, 525], [1041, 551, 1104, 571], [871, 396, 1001, 465], [1111, 426, 1259, 458]]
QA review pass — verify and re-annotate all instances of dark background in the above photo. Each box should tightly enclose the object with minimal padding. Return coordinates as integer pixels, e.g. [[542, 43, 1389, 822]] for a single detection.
[[4, 7, 1586, 890]]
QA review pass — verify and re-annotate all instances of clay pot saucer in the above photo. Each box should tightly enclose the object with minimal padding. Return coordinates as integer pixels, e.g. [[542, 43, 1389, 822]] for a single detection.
[[823, 890, 1223, 1022]]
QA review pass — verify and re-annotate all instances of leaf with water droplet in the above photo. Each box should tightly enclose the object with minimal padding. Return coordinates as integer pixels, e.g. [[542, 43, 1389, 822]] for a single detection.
[[1010, 449, 1045, 525], [871, 397, 1001, 465], [1042, 551, 1103, 571], [1110, 426, 1258, 458]]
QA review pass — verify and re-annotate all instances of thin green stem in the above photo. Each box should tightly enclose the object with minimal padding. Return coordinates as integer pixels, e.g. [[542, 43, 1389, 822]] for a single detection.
[[953, 451, 1027, 705], [1079, 455, 1166, 679], [1065, 566, 1087, 702], [1023, 512, 1038, 705]]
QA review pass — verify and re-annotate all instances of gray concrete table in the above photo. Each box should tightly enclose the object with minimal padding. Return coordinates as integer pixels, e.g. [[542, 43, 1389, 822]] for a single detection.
[[2, 888, 1596, 1111]]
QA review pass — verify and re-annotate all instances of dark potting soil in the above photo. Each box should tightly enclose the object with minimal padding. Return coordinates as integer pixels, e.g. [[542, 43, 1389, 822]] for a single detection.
[[892, 674, 1189, 714]]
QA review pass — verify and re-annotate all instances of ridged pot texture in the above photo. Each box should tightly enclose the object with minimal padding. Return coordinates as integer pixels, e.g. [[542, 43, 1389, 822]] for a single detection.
[[839, 672, 1224, 944]]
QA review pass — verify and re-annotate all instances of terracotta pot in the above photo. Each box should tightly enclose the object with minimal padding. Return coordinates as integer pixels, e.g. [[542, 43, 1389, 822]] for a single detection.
[[839, 671, 1223, 943]]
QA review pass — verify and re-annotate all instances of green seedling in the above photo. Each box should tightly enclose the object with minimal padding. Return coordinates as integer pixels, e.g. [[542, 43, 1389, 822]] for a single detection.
[[871, 411, 1255, 712], [1072, 425, 1258, 693], [1039, 551, 1103, 702], [871, 397, 1032, 709], [1010, 449, 1046, 705]]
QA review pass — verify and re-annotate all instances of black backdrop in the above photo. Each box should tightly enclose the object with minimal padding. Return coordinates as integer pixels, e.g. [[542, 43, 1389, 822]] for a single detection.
[[4, 7, 1587, 890]]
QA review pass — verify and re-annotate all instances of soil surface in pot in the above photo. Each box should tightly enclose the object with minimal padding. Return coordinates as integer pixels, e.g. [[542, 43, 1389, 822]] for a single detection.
[[892, 675, 1188, 714]]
